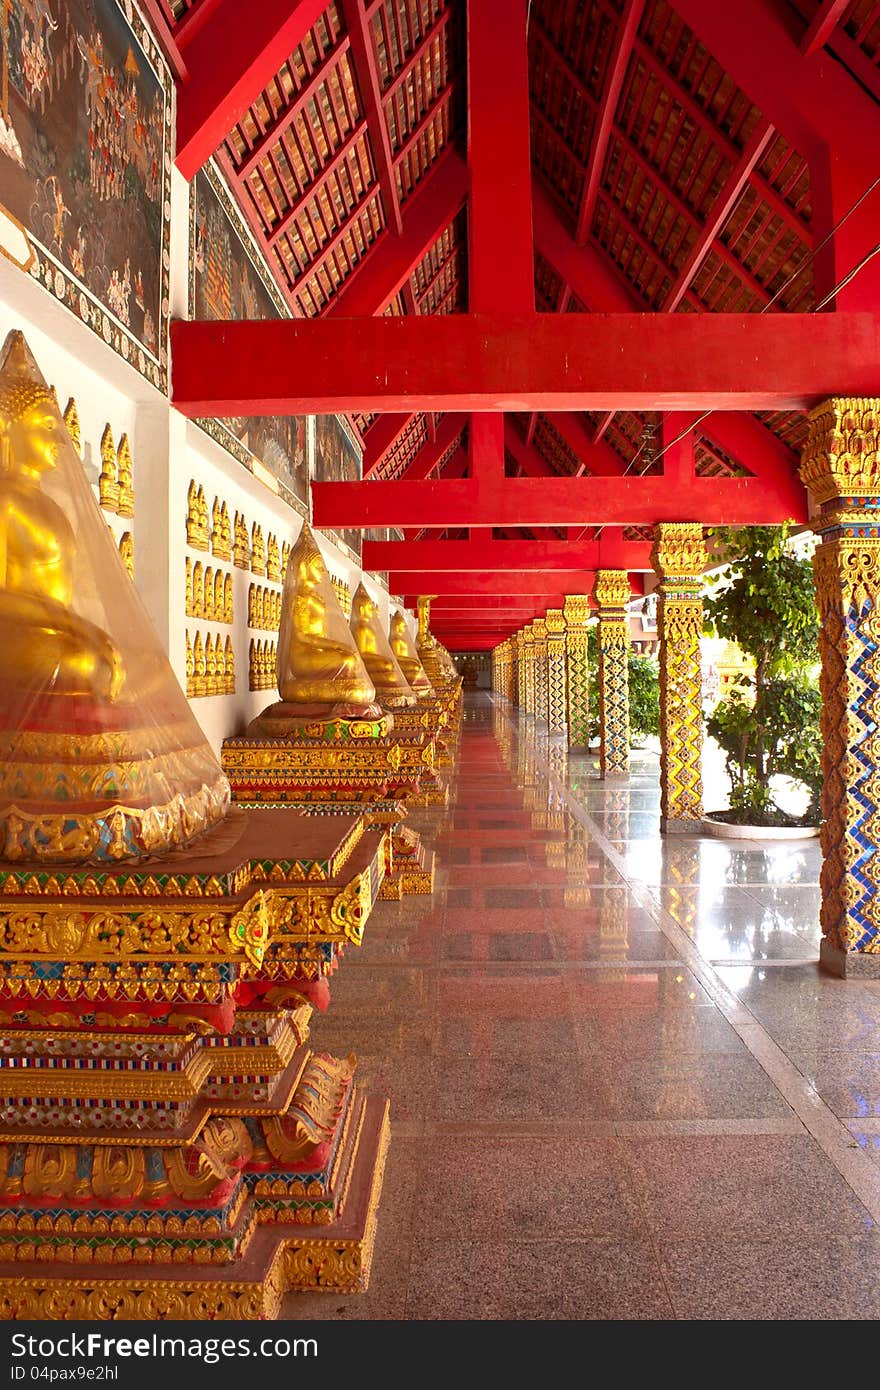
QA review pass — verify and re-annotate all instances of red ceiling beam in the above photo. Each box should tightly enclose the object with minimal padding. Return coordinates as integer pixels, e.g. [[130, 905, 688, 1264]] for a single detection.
[[387, 572, 602, 596], [575, 0, 647, 245], [799, 0, 851, 59], [175, 0, 329, 179], [362, 414, 416, 477], [172, 312, 880, 415], [467, 0, 534, 313], [362, 538, 654, 571], [325, 150, 468, 317], [312, 471, 808, 529], [340, 0, 403, 236]]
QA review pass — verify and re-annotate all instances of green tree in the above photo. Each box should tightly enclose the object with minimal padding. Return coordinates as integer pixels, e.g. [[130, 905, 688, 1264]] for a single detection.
[[704, 525, 821, 824], [585, 628, 660, 744]]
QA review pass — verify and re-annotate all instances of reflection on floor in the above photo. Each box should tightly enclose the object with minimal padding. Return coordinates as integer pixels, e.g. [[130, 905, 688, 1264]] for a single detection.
[[282, 692, 880, 1321]]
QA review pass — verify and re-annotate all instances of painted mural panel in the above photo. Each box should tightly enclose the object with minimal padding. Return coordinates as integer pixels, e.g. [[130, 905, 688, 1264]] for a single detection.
[[0, 0, 171, 388], [314, 414, 364, 561], [189, 163, 307, 508]]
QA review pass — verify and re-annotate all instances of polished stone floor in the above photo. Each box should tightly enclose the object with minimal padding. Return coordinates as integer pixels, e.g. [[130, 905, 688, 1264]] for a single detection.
[[283, 692, 880, 1321]]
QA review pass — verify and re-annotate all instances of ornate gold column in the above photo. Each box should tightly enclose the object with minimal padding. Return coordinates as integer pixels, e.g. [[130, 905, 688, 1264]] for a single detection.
[[533, 617, 548, 725], [801, 399, 880, 976], [508, 636, 519, 705], [545, 608, 568, 734], [522, 624, 536, 715], [652, 523, 708, 833], [594, 570, 630, 779], [515, 628, 526, 709], [564, 594, 591, 747]]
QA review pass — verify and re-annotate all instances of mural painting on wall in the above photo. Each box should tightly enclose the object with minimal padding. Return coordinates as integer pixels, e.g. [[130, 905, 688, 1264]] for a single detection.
[[190, 163, 308, 508], [0, 0, 172, 388], [314, 414, 363, 561]]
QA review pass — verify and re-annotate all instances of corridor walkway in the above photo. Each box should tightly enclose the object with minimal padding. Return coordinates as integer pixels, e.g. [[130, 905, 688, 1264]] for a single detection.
[[286, 693, 880, 1320]]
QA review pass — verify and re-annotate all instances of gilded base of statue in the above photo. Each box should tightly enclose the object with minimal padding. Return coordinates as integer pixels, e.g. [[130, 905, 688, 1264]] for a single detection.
[[0, 1094, 390, 1319], [0, 807, 392, 1314]]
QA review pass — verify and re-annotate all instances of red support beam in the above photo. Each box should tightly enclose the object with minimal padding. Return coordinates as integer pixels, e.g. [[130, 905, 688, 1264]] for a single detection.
[[467, 0, 534, 313], [312, 472, 808, 530], [340, 0, 403, 235], [800, 0, 851, 58], [172, 312, 880, 415], [469, 414, 505, 480], [175, 0, 329, 179], [362, 414, 416, 477], [575, 0, 647, 245], [362, 537, 653, 572], [504, 424, 556, 477], [325, 150, 468, 317], [387, 572, 602, 596]]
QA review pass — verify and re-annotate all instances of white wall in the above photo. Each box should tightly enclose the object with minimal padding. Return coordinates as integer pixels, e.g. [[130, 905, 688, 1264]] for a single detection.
[[0, 177, 411, 759]]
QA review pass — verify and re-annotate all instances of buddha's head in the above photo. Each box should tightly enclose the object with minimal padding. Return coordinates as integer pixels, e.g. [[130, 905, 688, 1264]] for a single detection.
[[352, 584, 377, 626], [0, 333, 61, 480]]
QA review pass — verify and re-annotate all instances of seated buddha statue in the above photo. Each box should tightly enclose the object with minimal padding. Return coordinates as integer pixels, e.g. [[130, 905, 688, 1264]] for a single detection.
[[0, 330, 230, 864], [0, 344, 122, 702], [389, 611, 434, 696], [350, 583, 415, 708], [264, 523, 380, 721]]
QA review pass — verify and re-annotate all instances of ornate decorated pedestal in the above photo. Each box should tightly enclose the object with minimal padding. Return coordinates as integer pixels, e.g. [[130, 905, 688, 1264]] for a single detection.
[[222, 713, 438, 897], [0, 808, 390, 1319]]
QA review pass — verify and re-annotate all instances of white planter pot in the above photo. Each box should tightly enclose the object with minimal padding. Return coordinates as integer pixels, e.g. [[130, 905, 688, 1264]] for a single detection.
[[701, 815, 819, 842]]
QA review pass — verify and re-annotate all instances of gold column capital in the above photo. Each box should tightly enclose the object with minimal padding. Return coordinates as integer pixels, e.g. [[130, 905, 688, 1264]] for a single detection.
[[545, 608, 565, 636], [563, 594, 591, 626], [801, 397, 880, 506], [651, 523, 707, 580], [593, 570, 631, 611]]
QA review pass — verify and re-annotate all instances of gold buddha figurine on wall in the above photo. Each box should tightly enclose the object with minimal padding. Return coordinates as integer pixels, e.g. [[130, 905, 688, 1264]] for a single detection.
[[0, 330, 230, 863], [350, 582, 416, 708], [390, 611, 434, 696]]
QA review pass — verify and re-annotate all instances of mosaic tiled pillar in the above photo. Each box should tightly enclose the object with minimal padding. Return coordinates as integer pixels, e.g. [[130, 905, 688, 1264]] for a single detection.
[[594, 570, 630, 779], [801, 399, 880, 976], [652, 523, 708, 833], [545, 609, 568, 734], [509, 636, 519, 705], [564, 594, 591, 747], [533, 618, 548, 726]]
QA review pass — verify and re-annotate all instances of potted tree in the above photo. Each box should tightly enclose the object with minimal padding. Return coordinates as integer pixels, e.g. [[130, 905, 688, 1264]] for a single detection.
[[702, 525, 821, 839]]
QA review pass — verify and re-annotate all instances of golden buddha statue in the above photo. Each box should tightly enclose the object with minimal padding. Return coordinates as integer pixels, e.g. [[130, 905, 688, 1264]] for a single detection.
[[389, 611, 434, 696], [0, 330, 230, 863], [350, 582, 415, 708], [417, 594, 458, 684], [0, 342, 123, 702], [264, 523, 379, 720]]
